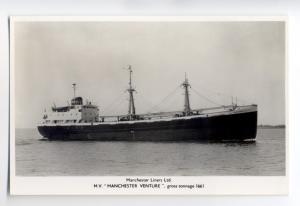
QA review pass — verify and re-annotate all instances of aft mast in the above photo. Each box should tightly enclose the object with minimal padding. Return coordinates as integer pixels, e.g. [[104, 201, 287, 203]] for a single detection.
[[182, 73, 191, 116], [127, 65, 136, 120]]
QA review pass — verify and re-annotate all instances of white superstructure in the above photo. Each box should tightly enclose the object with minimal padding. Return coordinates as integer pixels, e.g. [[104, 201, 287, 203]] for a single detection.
[[42, 95, 99, 125]]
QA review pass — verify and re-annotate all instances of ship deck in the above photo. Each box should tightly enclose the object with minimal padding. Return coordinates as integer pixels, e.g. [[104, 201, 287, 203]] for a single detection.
[[38, 104, 257, 127]]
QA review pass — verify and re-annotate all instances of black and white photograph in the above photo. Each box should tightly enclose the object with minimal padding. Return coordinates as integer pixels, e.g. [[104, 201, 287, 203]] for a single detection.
[[10, 16, 287, 195]]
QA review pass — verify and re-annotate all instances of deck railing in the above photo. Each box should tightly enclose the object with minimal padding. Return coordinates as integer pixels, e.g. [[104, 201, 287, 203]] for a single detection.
[[98, 104, 256, 123]]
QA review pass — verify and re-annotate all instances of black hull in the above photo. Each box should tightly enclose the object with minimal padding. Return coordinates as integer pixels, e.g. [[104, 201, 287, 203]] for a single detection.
[[37, 110, 257, 142]]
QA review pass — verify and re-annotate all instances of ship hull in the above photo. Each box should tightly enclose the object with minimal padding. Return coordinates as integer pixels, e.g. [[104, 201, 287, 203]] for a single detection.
[[37, 109, 257, 142]]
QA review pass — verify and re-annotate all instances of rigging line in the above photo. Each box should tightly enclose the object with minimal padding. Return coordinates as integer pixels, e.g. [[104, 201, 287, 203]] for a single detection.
[[194, 82, 227, 97], [135, 94, 155, 107], [195, 83, 252, 105], [155, 96, 182, 113], [146, 85, 181, 113], [190, 87, 224, 107], [135, 94, 157, 112], [103, 96, 127, 115], [102, 93, 127, 112]]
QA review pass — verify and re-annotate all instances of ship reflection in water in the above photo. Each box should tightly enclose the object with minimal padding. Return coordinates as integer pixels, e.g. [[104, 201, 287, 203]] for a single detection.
[[16, 128, 285, 176]]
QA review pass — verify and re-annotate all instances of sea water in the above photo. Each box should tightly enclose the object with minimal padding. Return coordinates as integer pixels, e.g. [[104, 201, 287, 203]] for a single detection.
[[15, 128, 285, 176]]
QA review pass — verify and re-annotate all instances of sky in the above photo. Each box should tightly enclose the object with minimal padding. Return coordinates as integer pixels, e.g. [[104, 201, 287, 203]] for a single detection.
[[13, 21, 285, 128]]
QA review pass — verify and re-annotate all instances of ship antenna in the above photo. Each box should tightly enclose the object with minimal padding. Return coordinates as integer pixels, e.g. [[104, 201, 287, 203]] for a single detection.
[[72, 83, 76, 98], [182, 72, 191, 116], [126, 65, 136, 119], [231, 96, 238, 109]]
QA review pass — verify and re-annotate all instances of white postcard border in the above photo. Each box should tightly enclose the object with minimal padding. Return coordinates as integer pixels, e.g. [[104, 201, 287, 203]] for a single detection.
[[9, 16, 288, 195]]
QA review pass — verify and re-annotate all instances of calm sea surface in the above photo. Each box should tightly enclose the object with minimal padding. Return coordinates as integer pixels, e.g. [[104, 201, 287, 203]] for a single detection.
[[15, 128, 285, 176]]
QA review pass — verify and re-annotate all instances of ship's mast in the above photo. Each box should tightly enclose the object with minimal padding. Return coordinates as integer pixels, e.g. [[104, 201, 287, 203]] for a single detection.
[[72, 83, 76, 98], [182, 73, 191, 116], [127, 65, 136, 119]]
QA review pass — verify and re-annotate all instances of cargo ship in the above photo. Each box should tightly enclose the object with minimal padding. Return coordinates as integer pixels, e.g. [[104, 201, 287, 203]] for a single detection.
[[37, 66, 257, 141]]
